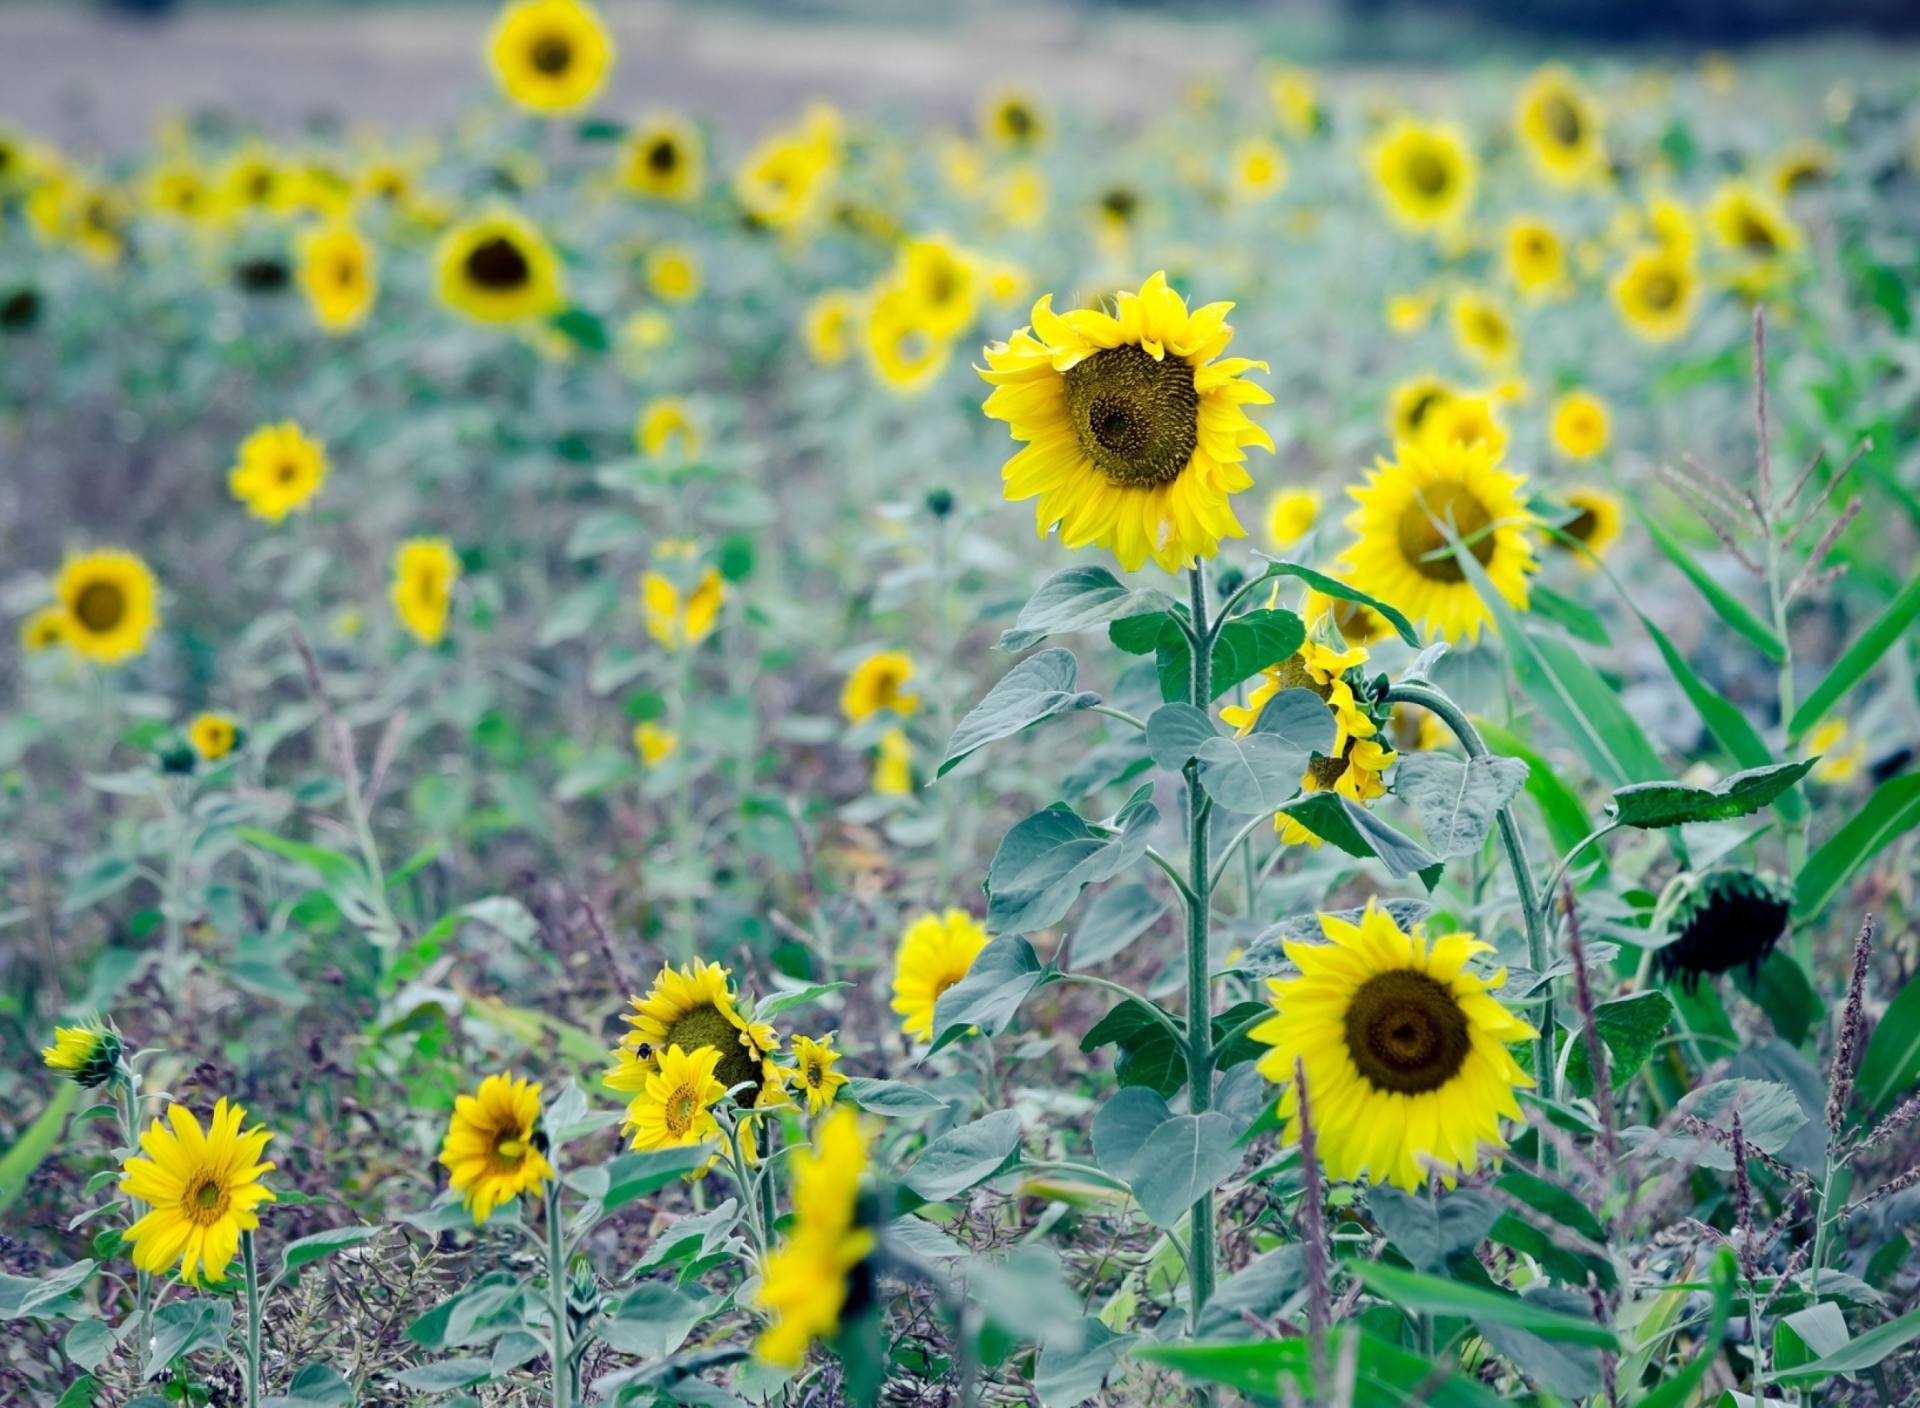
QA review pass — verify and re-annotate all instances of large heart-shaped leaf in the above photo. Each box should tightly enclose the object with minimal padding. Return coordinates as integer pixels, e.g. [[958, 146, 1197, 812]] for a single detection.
[[940, 649, 1102, 776], [1395, 752, 1529, 857]]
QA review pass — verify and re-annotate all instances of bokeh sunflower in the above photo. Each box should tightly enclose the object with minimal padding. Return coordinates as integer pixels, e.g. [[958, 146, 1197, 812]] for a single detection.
[[390, 538, 461, 646], [229, 421, 328, 524], [487, 0, 614, 115], [622, 111, 704, 202], [1370, 118, 1476, 232], [436, 209, 564, 324], [1613, 246, 1697, 343], [756, 1107, 876, 1365], [892, 909, 990, 1044], [297, 224, 376, 333], [1549, 391, 1610, 461], [842, 650, 919, 721], [54, 549, 159, 664], [1514, 65, 1605, 187]]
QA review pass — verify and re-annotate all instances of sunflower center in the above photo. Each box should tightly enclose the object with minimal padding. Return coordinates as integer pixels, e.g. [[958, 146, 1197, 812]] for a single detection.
[[803, 1058, 823, 1088], [1397, 482, 1496, 583], [1736, 213, 1777, 254], [1541, 94, 1583, 148], [1563, 507, 1598, 543], [1344, 969, 1472, 1095], [1002, 104, 1034, 138], [1063, 342, 1200, 490], [73, 581, 127, 633], [529, 33, 575, 75], [465, 236, 531, 291], [493, 1132, 527, 1168], [666, 1087, 698, 1136], [186, 1176, 231, 1226], [278, 460, 299, 484], [1101, 187, 1138, 222], [1640, 271, 1678, 311], [1307, 745, 1352, 790], [665, 1004, 763, 1099], [333, 257, 358, 289], [648, 139, 679, 175], [1406, 150, 1450, 198]]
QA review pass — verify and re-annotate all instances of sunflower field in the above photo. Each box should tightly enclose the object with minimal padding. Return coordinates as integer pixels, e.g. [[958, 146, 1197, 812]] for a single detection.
[[6, 4, 1920, 1406]]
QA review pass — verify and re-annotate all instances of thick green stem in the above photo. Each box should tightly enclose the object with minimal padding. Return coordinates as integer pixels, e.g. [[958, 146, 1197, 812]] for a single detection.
[[1183, 564, 1217, 1325], [546, 1182, 571, 1408], [241, 1230, 262, 1408], [121, 1071, 153, 1369]]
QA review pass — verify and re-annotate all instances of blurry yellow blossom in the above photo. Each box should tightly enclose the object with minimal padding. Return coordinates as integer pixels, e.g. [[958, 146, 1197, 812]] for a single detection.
[[1449, 290, 1516, 369], [20, 606, 65, 653], [1506, 217, 1568, 299], [1771, 140, 1829, 197], [1268, 66, 1323, 137], [229, 421, 329, 524], [188, 713, 240, 762], [145, 162, 214, 222], [1514, 66, 1605, 187], [1550, 391, 1611, 461], [1613, 246, 1696, 343], [391, 538, 461, 646], [436, 209, 564, 323], [622, 112, 703, 202], [218, 144, 289, 221], [1707, 179, 1802, 263], [55, 550, 159, 664], [1422, 395, 1508, 458], [734, 104, 841, 232], [980, 89, 1046, 150], [1387, 373, 1457, 442], [1385, 290, 1435, 333], [637, 397, 701, 458], [645, 244, 702, 304], [635, 721, 678, 766], [1231, 139, 1289, 202], [803, 289, 862, 365], [488, 0, 614, 115], [642, 568, 724, 651], [866, 288, 949, 396], [843, 651, 919, 721], [873, 727, 913, 795], [1371, 117, 1476, 232], [1551, 487, 1622, 564], [1807, 719, 1865, 784], [298, 224, 377, 333], [996, 165, 1048, 229], [898, 235, 976, 338], [1266, 489, 1320, 548]]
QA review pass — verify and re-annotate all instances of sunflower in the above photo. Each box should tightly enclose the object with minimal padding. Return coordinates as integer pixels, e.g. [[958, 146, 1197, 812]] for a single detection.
[[1269, 67, 1324, 137], [1548, 487, 1623, 565], [488, 0, 613, 115], [42, 1019, 121, 1088], [390, 538, 461, 646], [788, 1035, 850, 1116], [622, 111, 704, 202], [1506, 217, 1567, 299], [1253, 901, 1535, 1190], [980, 271, 1273, 574], [892, 909, 991, 1044], [1231, 139, 1290, 203], [1421, 395, 1508, 459], [436, 210, 564, 324], [872, 727, 913, 796], [996, 165, 1048, 229], [899, 236, 976, 339], [188, 713, 241, 762], [865, 288, 950, 395], [756, 1107, 876, 1366], [146, 162, 214, 222], [1653, 869, 1792, 991], [1549, 391, 1610, 461], [1342, 435, 1536, 643], [1386, 374, 1457, 443], [635, 721, 678, 766], [439, 1073, 554, 1223], [297, 224, 376, 333], [20, 606, 65, 652], [636, 396, 701, 459], [843, 651, 919, 722], [1706, 180, 1802, 262], [121, 1098, 276, 1283], [1266, 488, 1320, 548], [980, 89, 1045, 149], [803, 289, 861, 365], [1370, 118, 1476, 232], [54, 549, 159, 664], [1449, 291, 1516, 370], [1771, 140, 1829, 197], [734, 104, 841, 232], [1514, 66, 1604, 187], [612, 960, 780, 1106], [218, 145, 289, 221], [1304, 584, 1395, 649], [229, 421, 328, 524], [1613, 247, 1697, 344], [645, 244, 701, 304], [641, 567, 724, 650], [1807, 719, 1866, 785], [617, 1044, 728, 1152]]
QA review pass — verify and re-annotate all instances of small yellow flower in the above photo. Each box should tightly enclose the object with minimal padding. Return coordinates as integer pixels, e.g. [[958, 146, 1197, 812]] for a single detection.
[[635, 721, 678, 766], [842, 651, 919, 722], [644, 244, 701, 304], [1231, 139, 1290, 202], [734, 104, 841, 232], [621, 111, 703, 202], [636, 397, 700, 459], [1387, 374, 1457, 443], [229, 421, 328, 525], [622, 309, 673, 356], [296, 224, 377, 333], [1385, 291, 1435, 334], [1514, 65, 1605, 187], [1450, 290, 1517, 370], [1371, 118, 1476, 232], [42, 1019, 121, 1087], [20, 606, 65, 653], [1506, 217, 1568, 299], [1807, 719, 1865, 784], [622, 1044, 727, 1152], [121, 1098, 276, 1284], [788, 1034, 850, 1115], [188, 713, 241, 762], [641, 568, 724, 651], [488, 0, 614, 115], [1266, 489, 1320, 548], [390, 538, 461, 646], [1550, 391, 1611, 461], [436, 209, 565, 324], [1613, 246, 1697, 344], [756, 1108, 874, 1365], [54, 549, 160, 665], [866, 288, 950, 396], [892, 909, 990, 1044], [439, 1073, 554, 1223], [873, 727, 913, 796], [1421, 395, 1508, 459], [1268, 66, 1323, 137], [803, 289, 862, 366], [979, 89, 1045, 149], [1551, 487, 1623, 563]]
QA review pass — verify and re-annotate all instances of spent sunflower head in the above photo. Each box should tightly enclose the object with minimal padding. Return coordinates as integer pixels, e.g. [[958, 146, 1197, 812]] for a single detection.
[[390, 537, 461, 647], [891, 908, 990, 1044], [229, 421, 328, 525], [1253, 900, 1536, 1190], [979, 271, 1273, 574], [54, 548, 160, 665], [121, 1098, 276, 1283], [1653, 869, 1793, 991], [42, 1018, 122, 1088], [487, 0, 614, 115], [440, 1072, 554, 1223]]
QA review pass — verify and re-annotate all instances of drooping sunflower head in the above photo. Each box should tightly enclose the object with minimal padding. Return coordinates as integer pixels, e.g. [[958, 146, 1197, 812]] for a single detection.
[[42, 1018, 122, 1088], [842, 650, 919, 723], [439, 1072, 554, 1223], [616, 960, 778, 1105], [756, 1107, 878, 1366], [297, 224, 376, 334], [435, 209, 564, 324], [54, 549, 159, 665], [1613, 246, 1697, 344], [488, 0, 614, 115], [1421, 394, 1508, 459], [1342, 434, 1536, 643], [733, 104, 841, 232], [1386, 373, 1457, 444], [229, 421, 329, 525], [788, 1034, 850, 1116], [1549, 390, 1611, 461], [1654, 869, 1793, 991], [188, 712, 243, 762], [980, 89, 1045, 149], [1232, 138, 1290, 203], [1514, 65, 1604, 186], [622, 111, 704, 202], [1548, 487, 1623, 565], [1252, 900, 1536, 1190], [979, 271, 1273, 574], [121, 1098, 276, 1283], [802, 289, 862, 366], [1370, 118, 1477, 232], [891, 909, 991, 1044], [390, 537, 461, 647], [1222, 636, 1395, 825], [1506, 217, 1566, 296], [1707, 179, 1802, 262], [1449, 290, 1516, 370]]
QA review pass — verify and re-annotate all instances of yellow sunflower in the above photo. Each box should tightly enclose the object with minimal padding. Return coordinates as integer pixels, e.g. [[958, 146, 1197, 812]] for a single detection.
[[1421, 395, 1508, 459], [899, 236, 976, 339], [980, 89, 1046, 149], [873, 727, 914, 796], [842, 650, 919, 721], [217, 145, 289, 221], [1386, 374, 1458, 444], [121, 1098, 276, 1284], [619, 1044, 727, 1152], [1552, 487, 1623, 564], [634, 721, 678, 766], [641, 567, 724, 650], [803, 289, 862, 365], [645, 244, 701, 304], [1514, 65, 1605, 187], [436, 209, 564, 324], [756, 1107, 875, 1366], [1506, 217, 1567, 299], [996, 165, 1048, 229], [1807, 719, 1866, 784], [892, 909, 991, 1044], [788, 1034, 850, 1116], [1304, 584, 1396, 649], [1770, 140, 1829, 197], [1613, 247, 1697, 344], [297, 224, 376, 333], [390, 538, 461, 646], [439, 1072, 554, 1224], [1549, 391, 1610, 461], [488, 0, 613, 115], [188, 713, 241, 762], [611, 959, 780, 1104], [42, 1019, 120, 1088], [733, 104, 841, 232], [636, 396, 701, 459], [146, 162, 215, 222], [54, 549, 159, 664], [20, 606, 66, 653], [1342, 435, 1536, 643], [229, 421, 328, 524], [1707, 179, 1802, 262], [1252, 901, 1536, 1190], [621, 111, 704, 202], [980, 271, 1273, 575], [866, 288, 950, 396], [1268, 66, 1323, 137], [1370, 118, 1477, 232], [1231, 138, 1290, 203], [1266, 488, 1320, 548], [1449, 291, 1516, 370]]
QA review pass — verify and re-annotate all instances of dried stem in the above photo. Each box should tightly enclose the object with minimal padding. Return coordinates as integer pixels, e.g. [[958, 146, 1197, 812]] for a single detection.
[[1731, 1112, 1758, 1282], [1562, 881, 1618, 1164], [1786, 496, 1862, 601], [1826, 914, 1875, 1139]]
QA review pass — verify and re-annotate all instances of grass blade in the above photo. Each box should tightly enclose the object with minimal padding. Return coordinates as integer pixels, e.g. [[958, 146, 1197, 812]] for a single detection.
[[1789, 567, 1920, 742]]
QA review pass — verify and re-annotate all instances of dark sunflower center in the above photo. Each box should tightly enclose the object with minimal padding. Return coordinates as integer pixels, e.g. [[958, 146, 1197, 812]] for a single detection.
[[1406, 150, 1449, 198], [278, 461, 299, 484], [1063, 342, 1200, 490], [74, 581, 126, 633], [1737, 213, 1777, 254], [648, 139, 679, 174], [492, 1129, 526, 1168], [1272, 653, 1331, 701], [1397, 482, 1496, 583], [187, 1176, 231, 1225], [333, 257, 358, 289], [1101, 187, 1138, 222], [465, 236, 531, 291], [1307, 742, 1353, 790], [803, 1059, 824, 1088], [1563, 507, 1598, 542], [1344, 968, 1472, 1094], [1002, 104, 1034, 138], [529, 33, 575, 75], [1542, 94, 1583, 148], [1641, 271, 1678, 311], [665, 1004, 762, 1099], [1403, 390, 1447, 435]]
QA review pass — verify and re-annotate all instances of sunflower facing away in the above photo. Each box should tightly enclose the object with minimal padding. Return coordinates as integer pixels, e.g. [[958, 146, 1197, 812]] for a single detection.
[[1550, 391, 1611, 461], [439, 1072, 554, 1223], [611, 959, 780, 1107], [641, 567, 724, 651], [436, 210, 564, 324], [1551, 487, 1623, 563], [54, 549, 159, 664], [390, 538, 461, 646], [488, 0, 613, 115], [297, 224, 376, 333], [1266, 488, 1320, 548], [1253, 901, 1536, 1190], [622, 111, 704, 202], [229, 420, 328, 524], [1613, 246, 1697, 344], [1514, 65, 1605, 187], [188, 712, 241, 762], [757, 1108, 876, 1366], [1342, 434, 1536, 643], [42, 1018, 121, 1088], [1370, 118, 1476, 232], [788, 1034, 850, 1115], [617, 1043, 727, 1152], [842, 650, 919, 722], [979, 271, 1273, 574], [892, 909, 991, 1044], [121, 1098, 276, 1283]]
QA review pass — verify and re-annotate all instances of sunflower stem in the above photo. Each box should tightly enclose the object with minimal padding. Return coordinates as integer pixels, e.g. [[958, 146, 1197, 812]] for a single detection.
[[119, 1066, 153, 1375], [241, 1229, 263, 1408], [545, 1180, 571, 1408], [1183, 564, 1218, 1327]]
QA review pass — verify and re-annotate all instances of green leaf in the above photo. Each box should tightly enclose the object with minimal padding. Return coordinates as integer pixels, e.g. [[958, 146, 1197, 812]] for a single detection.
[[928, 935, 1049, 1052], [599, 1283, 711, 1361], [1855, 971, 1920, 1111], [997, 566, 1175, 653], [1794, 774, 1920, 918], [261, 1362, 354, 1408], [64, 1319, 116, 1372], [1135, 1329, 1503, 1408], [1636, 1251, 1737, 1408], [0, 1084, 79, 1217], [550, 307, 608, 352], [753, 982, 850, 1020], [1608, 760, 1816, 829], [1080, 1001, 1185, 1097], [53, 1376, 97, 1408], [58, 855, 138, 916], [279, 1226, 379, 1278], [1394, 752, 1529, 857], [1528, 585, 1611, 645], [393, 1357, 493, 1393], [984, 796, 1158, 935], [1277, 792, 1440, 880], [1631, 1079, 1807, 1169], [1152, 609, 1308, 702], [1733, 949, 1821, 1048], [1252, 557, 1422, 646], [1071, 883, 1167, 967], [1771, 1304, 1920, 1386], [1144, 703, 1216, 770], [844, 1078, 948, 1118], [1629, 499, 1785, 661], [602, 1145, 717, 1213], [940, 650, 1101, 776], [145, 1299, 232, 1378], [1129, 1112, 1245, 1228], [1034, 1319, 1136, 1408], [1194, 708, 1330, 816], [1565, 991, 1674, 1097], [1472, 719, 1596, 862], [1773, 1302, 1849, 1380], [1353, 1263, 1620, 1347], [902, 1110, 1024, 1200], [1090, 1087, 1174, 1186], [1790, 567, 1920, 740], [1367, 1187, 1501, 1273], [236, 829, 372, 905]]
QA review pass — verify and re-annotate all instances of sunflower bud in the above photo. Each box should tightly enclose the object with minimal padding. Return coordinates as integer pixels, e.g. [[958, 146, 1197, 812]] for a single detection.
[[1653, 868, 1793, 990], [42, 1019, 123, 1088]]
